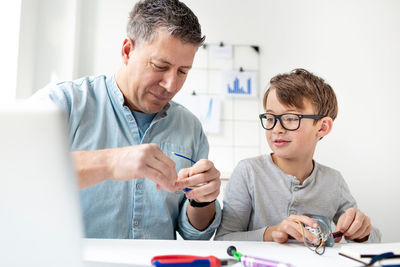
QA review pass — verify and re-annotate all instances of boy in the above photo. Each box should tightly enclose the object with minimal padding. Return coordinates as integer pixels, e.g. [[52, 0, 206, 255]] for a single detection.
[[215, 69, 381, 243]]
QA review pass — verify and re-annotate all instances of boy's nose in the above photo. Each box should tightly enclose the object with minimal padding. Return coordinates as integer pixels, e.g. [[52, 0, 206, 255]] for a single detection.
[[272, 119, 286, 133]]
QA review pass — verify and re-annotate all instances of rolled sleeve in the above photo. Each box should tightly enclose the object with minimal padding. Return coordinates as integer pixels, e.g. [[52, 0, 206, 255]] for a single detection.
[[177, 199, 222, 240]]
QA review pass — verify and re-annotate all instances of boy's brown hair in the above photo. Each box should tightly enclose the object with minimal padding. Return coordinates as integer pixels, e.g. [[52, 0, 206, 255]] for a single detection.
[[263, 68, 338, 121]]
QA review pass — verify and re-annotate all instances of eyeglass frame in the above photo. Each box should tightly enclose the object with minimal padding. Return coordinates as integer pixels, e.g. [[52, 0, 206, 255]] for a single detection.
[[259, 112, 324, 131]]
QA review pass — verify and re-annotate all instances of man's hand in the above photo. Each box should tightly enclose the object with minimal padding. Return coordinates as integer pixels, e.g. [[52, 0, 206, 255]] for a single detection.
[[176, 159, 221, 202], [175, 159, 220, 231], [110, 144, 178, 192], [334, 208, 372, 242], [73, 144, 178, 192], [263, 215, 320, 244]]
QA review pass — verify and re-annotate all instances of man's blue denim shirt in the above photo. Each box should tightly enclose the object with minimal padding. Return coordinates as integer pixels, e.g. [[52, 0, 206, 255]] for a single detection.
[[33, 75, 221, 239]]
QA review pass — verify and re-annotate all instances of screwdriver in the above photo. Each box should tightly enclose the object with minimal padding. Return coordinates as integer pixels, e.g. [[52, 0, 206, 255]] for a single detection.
[[151, 254, 237, 267]]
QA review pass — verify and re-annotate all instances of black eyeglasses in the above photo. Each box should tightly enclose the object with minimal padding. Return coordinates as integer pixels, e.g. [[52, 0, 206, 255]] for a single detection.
[[259, 113, 324, 131]]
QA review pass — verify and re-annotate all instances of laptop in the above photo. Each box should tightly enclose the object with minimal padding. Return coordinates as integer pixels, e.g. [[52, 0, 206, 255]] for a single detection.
[[0, 101, 132, 267]]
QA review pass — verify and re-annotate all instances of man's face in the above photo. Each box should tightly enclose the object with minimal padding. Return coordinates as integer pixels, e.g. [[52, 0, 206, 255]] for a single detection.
[[120, 30, 197, 113], [265, 89, 322, 161]]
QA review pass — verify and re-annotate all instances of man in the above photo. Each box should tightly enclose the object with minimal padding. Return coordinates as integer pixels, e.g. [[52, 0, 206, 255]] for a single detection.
[[33, 0, 221, 240]]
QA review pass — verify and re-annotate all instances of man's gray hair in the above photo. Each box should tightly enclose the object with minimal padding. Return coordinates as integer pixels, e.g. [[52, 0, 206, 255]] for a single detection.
[[127, 0, 205, 47]]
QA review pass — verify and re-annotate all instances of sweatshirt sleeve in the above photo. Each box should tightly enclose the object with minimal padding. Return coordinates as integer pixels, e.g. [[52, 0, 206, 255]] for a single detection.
[[215, 160, 266, 241], [334, 176, 381, 243]]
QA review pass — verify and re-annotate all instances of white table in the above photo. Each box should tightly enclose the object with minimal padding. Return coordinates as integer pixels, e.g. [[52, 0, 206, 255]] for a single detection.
[[82, 239, 358, 267]]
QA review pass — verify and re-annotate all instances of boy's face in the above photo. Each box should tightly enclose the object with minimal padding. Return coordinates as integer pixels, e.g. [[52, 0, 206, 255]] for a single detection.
[[265, 89, 323, 161]]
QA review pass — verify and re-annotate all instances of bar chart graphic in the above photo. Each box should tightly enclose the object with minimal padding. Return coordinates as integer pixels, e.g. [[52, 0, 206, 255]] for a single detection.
[[228, 77, 252, 95], [223, 70, 257, 98]]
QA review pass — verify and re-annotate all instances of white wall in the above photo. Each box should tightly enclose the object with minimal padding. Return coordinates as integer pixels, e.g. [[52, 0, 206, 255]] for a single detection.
[[16, 0, 79, 98], [186, 0, 400, 243], [15, 0, 400, 242], [0, 0, 21, 102]]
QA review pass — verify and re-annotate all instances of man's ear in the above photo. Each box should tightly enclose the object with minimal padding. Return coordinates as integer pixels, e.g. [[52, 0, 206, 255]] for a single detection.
[[121, 38, 135, 65], [317, 117, 333, 139]]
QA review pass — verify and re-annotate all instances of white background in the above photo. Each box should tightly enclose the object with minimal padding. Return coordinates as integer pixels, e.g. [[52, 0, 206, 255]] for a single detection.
[[2, 0, 400, 242]]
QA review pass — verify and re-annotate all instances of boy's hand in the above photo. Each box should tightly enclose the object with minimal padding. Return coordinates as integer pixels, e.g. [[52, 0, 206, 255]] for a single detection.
[[334, 208, 372, 242], [263, 215, 320, 244]]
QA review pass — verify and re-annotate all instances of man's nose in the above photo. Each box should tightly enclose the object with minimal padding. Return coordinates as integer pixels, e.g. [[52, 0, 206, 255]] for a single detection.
[[160, 70, 178, 93]]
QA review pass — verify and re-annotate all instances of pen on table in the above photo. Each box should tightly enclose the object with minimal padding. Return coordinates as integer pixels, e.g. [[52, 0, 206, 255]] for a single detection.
[[227, 246, 291, 267], [171, 152, 196, 192]]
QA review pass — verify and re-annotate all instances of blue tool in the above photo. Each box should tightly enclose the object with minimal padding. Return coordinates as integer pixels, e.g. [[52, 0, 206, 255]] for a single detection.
[[171, 152, 196, 192]]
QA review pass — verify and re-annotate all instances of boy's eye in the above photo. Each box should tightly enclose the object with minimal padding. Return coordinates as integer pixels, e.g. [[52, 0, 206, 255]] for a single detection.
[[283, 116, 299, 122], [266, 117, 274, 123]]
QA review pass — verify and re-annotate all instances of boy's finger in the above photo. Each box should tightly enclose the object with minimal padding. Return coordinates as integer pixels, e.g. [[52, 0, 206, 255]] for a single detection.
[[304, 228, 320, 244], [334, 235, 343, 243], [282, 221, 307, 242], [349, 220, 369, 240], [272, 230, 289, 243], [337, 208, 356, 233], [346, 212, 367, 238], [289, 214, 318, 229]]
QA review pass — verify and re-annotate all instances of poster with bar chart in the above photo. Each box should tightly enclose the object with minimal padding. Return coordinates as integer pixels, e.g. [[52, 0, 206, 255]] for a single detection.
[[222, 70, 257, 98]]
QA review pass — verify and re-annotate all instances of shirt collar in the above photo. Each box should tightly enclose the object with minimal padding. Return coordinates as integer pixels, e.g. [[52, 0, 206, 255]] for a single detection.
[[266, 153, 318, 186]]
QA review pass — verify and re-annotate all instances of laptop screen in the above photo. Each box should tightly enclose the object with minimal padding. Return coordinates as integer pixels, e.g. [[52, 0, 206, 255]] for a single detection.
[[0, 101, 84, 267]]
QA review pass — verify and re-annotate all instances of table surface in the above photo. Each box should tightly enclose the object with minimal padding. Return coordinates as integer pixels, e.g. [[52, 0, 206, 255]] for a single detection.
[[82, 238, 361, 267]]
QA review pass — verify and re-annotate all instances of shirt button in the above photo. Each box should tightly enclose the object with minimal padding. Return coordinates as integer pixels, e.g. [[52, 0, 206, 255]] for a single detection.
[[136, 183, 142, 190], [294, 187, 299, 191], [134, 220, 139, 227], [128, 115, 134, 121]]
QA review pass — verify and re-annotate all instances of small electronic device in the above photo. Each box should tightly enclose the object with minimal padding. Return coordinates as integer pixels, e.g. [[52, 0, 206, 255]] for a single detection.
[[297, 214, 337, 255], [303, 214, 335, 247]]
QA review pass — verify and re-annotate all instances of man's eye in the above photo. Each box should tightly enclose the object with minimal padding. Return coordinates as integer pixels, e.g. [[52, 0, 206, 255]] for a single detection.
[[152, 63, 167, 70], [178, 69, 188, 75]]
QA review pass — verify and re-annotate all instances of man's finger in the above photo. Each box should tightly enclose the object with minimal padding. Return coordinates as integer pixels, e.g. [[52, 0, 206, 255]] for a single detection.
[[142, 164, 176, 192], [177, 169, 215, 188], [145, 150, 178, 182], [186, 183, 220, 202], [188, 159, 214, 176]]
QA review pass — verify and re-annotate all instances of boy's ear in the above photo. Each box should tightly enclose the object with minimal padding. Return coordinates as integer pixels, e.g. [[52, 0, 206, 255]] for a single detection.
[[317, 117, 333, 139], [121, 38, 135, 65]]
